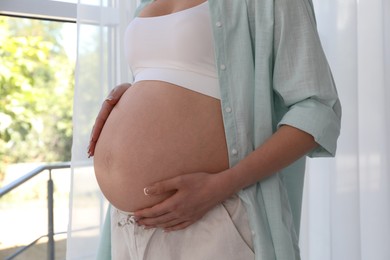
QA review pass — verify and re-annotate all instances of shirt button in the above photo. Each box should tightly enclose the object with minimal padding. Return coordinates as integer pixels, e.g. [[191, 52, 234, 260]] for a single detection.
[[231, 149, 238, 155], [225, 107, 232, 113], [216, 21, 222, 27], [220, 64, 226, 70]]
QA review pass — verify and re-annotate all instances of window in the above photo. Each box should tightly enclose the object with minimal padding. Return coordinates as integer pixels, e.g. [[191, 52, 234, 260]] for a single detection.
[[0, 1, 76, 258]]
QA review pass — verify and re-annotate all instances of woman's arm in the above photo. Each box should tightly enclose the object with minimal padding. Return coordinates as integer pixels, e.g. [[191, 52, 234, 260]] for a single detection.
[[134, 125, 318, 231], [222, 125, 318, 193], [87, 83, 131, 157]]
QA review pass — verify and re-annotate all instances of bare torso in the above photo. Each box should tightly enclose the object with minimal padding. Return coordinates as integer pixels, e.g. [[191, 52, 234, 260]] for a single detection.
[[93, 0, 227, 212], [94, 81, 228, 212]]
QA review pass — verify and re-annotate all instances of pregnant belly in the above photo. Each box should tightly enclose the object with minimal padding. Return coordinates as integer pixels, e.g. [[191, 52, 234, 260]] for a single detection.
[[93, 81, 229, 212]]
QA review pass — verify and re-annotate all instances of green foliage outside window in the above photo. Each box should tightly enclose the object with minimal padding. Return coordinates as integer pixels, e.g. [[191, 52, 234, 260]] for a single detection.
[[0, 17, 74, 183]]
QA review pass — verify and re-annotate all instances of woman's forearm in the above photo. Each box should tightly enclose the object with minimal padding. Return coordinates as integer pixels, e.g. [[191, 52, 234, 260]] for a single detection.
[[219, 125, 319, 195]]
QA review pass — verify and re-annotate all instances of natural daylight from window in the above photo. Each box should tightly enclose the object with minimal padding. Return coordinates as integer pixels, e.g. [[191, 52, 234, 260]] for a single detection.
[[0, 14, 76, 259]]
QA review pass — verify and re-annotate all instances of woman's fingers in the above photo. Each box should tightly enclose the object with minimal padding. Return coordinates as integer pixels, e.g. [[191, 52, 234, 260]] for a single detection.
[[143, 176, 182, 196], [163, 221, 193, 232], [138, 210, 197, 231], [87, 100, 114, 157], [106, 83, 131, 104], [135, 197, 174, 219], [134, 173, 217, 230], [87, 83, 131, 157], [139, 212, 180, 228]]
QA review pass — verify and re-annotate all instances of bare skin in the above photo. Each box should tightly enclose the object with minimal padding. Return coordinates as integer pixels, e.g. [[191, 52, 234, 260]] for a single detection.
[[90, 0, 319, 231], [88, 83, 131, 157], [94, 80, 229, 212], [135, 125, 318, 231]]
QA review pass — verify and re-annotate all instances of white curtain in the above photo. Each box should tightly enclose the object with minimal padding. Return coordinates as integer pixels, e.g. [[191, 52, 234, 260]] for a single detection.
[[300, 0, 390, 259], [67, 0, 390, 259], [67, 0, 137, 259]]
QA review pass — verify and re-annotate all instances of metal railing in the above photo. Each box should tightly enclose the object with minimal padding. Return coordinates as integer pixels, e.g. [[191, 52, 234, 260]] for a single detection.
[[0, 162, 71, 260]]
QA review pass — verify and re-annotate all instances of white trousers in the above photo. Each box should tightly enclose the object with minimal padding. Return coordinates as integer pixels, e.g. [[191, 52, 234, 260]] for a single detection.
[[111, 195, 255, 260]]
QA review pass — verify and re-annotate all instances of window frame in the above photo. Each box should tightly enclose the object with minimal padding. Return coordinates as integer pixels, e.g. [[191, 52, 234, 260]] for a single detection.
[[0, 0, 76, 22]]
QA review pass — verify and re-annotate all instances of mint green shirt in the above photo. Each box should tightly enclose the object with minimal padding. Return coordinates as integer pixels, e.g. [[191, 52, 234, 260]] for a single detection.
[[97, 0, 341, 259]]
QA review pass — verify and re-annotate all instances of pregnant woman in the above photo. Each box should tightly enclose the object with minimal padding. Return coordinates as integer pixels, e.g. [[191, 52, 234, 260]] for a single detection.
[[89, 0, 341, 259]]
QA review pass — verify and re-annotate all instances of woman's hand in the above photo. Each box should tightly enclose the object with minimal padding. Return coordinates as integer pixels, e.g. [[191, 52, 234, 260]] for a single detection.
[[87, 83, 131, 157], [134, 171, 235, 232]]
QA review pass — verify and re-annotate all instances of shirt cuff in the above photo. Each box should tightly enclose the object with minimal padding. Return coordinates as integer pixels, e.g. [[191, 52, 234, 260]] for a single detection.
[[277, 98, 341, 157]]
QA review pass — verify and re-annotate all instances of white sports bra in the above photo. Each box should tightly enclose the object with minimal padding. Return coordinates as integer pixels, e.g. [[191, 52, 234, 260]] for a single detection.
[[124, 1, 221, 99]]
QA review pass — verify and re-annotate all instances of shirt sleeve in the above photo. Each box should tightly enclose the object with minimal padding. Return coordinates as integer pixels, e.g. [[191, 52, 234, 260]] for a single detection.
[[134, 0, 153, 16], [272, 0, 342, 157]]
